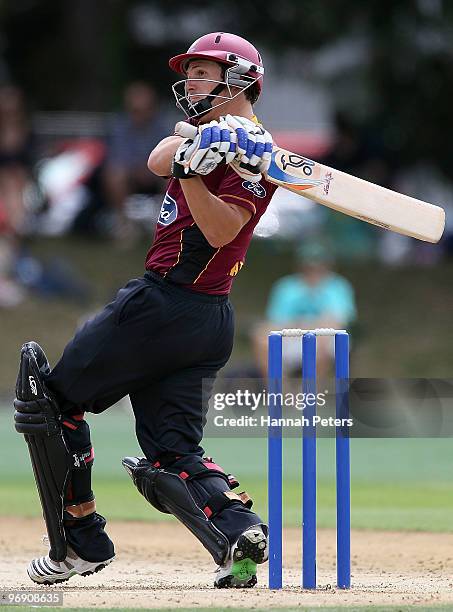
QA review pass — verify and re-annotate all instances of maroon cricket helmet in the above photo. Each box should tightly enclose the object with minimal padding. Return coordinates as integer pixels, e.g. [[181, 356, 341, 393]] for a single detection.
[[169, 32, 264, 95]]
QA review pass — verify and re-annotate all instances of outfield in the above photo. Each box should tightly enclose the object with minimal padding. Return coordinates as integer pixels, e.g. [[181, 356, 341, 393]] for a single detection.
[[2, 403, 453, 609], [1, 405, 452, 531]]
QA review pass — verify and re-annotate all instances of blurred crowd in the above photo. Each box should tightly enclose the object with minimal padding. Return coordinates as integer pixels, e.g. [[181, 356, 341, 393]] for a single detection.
[[0, 81, 170, 308], [0, 82, 451, 310]]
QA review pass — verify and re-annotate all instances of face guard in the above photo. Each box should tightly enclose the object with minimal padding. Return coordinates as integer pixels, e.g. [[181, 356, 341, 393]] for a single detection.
[[171, 54, 264, 119]]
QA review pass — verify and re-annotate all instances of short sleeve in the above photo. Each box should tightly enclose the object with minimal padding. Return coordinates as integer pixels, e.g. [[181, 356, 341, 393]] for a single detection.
[[217, 167, 274, 217]]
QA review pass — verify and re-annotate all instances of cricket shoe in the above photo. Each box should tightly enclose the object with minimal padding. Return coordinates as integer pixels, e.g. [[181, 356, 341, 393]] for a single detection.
[[214, 526, 268, 588], [27, 544, 114, 585]]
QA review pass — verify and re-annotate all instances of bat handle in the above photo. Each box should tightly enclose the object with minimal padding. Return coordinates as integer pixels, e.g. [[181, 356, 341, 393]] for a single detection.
[[174, 121, 198, 139], [230, 160, 262, 183]]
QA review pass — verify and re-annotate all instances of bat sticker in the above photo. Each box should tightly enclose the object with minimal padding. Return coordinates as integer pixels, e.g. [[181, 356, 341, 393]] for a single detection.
[[279, 153, 315, 175], [323, 172, 333, 195], [269, 151, 329, 191]]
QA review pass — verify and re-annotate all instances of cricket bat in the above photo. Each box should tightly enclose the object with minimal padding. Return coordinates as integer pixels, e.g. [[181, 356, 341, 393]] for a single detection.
[[266, 148, 445, 243], [174, 122, 445, 243]]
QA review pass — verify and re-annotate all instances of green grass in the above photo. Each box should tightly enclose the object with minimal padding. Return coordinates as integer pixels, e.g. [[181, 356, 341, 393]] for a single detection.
[[3, 475, 452, 531], [2, 238, 453, 534], [1, 407, 453, 531]]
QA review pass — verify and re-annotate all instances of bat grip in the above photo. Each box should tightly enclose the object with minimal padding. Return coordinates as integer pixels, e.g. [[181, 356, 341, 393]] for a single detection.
[[238, 161, 261, 175]]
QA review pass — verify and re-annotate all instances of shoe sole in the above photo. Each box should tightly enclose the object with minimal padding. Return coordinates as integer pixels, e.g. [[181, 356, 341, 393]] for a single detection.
[[28, 558, 114, 585], [233, 530, 267, 564], [215, 530, 267, 588]]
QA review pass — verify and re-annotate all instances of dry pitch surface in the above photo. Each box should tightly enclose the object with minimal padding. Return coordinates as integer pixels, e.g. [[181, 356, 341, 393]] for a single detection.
[[1, 517, 453, 609]]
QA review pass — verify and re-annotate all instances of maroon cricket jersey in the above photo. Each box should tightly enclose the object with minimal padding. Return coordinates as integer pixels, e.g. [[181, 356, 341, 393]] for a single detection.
[[145, 165, 277, 294]]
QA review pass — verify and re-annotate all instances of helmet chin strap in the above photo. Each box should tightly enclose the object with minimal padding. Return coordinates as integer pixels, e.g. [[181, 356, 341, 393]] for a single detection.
[[185, 82, 226, 119]]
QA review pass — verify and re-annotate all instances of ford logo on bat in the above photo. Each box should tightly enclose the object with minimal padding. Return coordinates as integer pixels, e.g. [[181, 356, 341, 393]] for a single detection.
[[242, 181, 267, 198], [158, 193, 178, 226]]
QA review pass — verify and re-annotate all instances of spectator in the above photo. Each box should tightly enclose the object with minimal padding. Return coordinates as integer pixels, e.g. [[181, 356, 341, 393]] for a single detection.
[[0, 84, 33, 307], [0, 234, 24, 307], [0, 84, 34, 234], [103, 81, 168, 241], [252, 242, 357, 377]]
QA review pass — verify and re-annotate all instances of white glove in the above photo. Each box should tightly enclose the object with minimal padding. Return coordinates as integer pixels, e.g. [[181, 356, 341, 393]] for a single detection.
[[224, 114, 273, 182], [173, 120, 236, 176]]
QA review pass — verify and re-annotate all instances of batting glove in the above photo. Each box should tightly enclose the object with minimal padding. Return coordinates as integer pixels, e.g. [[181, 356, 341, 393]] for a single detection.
[[224, 115, 273, 181], [173, 120, 237, 177]]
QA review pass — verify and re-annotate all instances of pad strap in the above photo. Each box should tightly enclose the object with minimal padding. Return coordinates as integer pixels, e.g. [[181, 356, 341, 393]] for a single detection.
[[203, 490, 253, 518], [165, 456, 240, 490], [71, 445, 94, 470]]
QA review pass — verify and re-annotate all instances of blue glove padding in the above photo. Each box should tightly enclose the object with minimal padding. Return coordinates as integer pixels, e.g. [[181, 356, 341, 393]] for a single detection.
[[224, 115, 273, 173]]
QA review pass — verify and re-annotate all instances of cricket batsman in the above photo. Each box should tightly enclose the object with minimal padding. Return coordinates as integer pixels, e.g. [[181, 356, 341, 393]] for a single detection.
[[14, 32, 277, 588]]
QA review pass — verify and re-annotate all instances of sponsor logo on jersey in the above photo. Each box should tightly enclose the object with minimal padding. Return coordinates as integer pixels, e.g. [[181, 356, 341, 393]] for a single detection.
[[229, 261, 244, 277], [242, 181, 266, 198], [158, 193, 178, 226]]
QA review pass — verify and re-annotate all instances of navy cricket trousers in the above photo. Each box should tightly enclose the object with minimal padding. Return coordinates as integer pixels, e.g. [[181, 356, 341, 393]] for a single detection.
[[47, 271, 234, 461], [42, 272, 240, 562]]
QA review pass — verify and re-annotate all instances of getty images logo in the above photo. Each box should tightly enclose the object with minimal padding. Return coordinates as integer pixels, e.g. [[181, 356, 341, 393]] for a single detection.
[[158, 193, 178, 226]]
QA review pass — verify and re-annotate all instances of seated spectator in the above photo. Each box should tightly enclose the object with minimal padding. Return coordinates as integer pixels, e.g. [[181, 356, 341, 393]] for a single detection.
[[252, 242, 357, 377], [103, 81, 168, 241]]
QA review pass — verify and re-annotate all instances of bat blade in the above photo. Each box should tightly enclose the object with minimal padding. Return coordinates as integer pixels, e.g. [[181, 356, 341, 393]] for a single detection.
[[265, 148, 445, 243]]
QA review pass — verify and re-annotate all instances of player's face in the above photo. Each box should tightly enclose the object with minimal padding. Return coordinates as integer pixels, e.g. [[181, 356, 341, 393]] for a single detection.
[[180, 58, 245, 122], [185, 60, 224, 104]]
